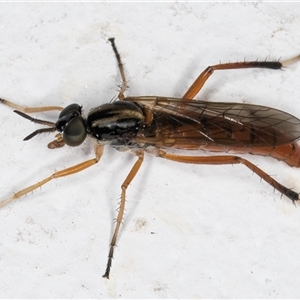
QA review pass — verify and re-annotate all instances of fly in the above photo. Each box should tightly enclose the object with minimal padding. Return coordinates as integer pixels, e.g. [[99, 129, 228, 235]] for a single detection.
[[1, 38, 300, 278]]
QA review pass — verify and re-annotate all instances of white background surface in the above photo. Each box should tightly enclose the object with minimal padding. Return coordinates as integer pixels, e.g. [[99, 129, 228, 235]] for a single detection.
[[0, 2, 300, 298]]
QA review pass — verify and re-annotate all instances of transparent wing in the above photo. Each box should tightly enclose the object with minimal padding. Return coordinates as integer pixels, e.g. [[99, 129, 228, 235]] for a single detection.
[[126, 96, 300, 150]]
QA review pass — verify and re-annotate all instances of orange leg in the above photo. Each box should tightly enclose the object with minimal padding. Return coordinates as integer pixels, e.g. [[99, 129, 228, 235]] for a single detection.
[[0, 144, 104, 209], [0, 98, 63, 112], [182, 60, 284, 100], [157, 150, 299, 202], [103, 150, 144, 279]]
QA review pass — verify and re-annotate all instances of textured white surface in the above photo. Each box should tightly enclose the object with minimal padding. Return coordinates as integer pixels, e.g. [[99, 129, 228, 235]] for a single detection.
[[0, 2, 300, 298]]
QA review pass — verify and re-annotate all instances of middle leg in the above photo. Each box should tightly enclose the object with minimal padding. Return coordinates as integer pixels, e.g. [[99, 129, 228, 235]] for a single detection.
[[103, 150, 144, 279]]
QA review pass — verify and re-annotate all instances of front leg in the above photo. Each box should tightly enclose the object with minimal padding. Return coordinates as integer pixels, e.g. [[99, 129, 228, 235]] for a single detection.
[[0, 98, 63, 113], [0, 144, 104, 209]]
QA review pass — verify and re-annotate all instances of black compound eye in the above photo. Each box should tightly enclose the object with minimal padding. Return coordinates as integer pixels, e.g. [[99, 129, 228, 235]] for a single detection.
[[59, 103, 81, 118], [56, 103, 83, 133], [63, 116, 87, 147]]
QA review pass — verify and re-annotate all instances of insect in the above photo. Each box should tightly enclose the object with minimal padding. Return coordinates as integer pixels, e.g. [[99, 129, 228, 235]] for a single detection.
[[1, 38, 300, 279]]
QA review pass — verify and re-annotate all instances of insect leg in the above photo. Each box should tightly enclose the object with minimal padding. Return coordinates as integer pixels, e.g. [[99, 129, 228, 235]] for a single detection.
[[0, 98, 63, 113], [103, 150, 144, 279], [0, 144, 104, 209], [183, 56, 300, 100], [157, 150, 299, 202], [108, 38, 127, 100]]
